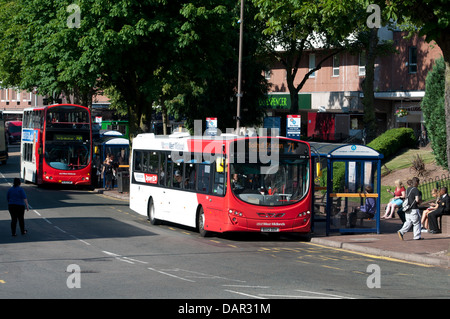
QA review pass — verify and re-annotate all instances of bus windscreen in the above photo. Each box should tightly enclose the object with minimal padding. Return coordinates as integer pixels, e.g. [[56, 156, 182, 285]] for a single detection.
[[229, 139, 310, 206], [45, 129, 90, 170], [230, 158, 310, 206]]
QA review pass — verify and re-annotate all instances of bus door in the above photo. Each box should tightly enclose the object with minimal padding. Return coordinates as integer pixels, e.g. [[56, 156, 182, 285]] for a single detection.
[[157, 153, 172, 216], [37, 130, 44, 184], [167, 158, 186, 221], [202, 158, 228, 230]]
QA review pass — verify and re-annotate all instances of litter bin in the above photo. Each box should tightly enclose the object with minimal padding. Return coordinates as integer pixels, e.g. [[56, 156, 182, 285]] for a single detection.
[[117, 171, 130, 193]]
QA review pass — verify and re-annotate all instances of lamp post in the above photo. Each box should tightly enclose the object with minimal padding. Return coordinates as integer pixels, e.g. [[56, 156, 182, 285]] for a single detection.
[[236, 0, 244, 134]]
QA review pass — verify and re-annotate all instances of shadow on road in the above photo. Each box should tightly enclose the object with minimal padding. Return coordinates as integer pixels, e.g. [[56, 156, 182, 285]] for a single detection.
[[0, 216, 158, 245]]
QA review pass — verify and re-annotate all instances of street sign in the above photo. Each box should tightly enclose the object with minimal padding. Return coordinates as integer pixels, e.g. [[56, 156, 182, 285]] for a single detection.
[[206, 117, 217, 136], [286, 115, 301, 140]]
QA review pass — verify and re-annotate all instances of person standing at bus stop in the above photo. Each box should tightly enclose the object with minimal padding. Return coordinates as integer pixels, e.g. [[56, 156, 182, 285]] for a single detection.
[[7, 178, 30, 236]]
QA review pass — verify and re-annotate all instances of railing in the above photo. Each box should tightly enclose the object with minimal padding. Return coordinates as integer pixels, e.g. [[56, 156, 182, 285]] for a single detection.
[[418, 173, 450, 202]]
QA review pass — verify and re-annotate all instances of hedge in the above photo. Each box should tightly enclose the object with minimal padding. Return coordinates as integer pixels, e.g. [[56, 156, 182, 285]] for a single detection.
[[367, 127, 416, 159]]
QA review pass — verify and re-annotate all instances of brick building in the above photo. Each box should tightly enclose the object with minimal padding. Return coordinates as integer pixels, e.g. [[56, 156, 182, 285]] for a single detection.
[[1, 30, 443, 141], [261, 30, 443, 141]]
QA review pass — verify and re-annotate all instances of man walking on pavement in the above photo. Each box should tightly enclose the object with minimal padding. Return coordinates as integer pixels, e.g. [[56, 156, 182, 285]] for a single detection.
[[398, 177, 422, 240]]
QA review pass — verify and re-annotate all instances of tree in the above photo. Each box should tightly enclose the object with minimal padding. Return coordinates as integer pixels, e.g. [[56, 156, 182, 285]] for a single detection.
[[354, 27, 396, 143], [422, 57, 447, 168], [0, 0, 269, 138], [163, 1, 269, 133], [0, 0, 100, 107], [253, 0, 397, 142], [385, 0, 450, 170], [253, 0, 363, 114]]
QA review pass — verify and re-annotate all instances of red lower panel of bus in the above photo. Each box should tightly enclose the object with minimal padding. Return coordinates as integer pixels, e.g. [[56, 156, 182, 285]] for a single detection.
[[218, 215, 311, 233], [42, 172, 91, 185], [201, 202, 311, 234]]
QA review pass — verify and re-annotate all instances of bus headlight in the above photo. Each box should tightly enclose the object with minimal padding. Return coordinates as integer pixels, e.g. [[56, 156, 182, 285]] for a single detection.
[[228, 209, 245, 224], [298, 211, 311, 218]]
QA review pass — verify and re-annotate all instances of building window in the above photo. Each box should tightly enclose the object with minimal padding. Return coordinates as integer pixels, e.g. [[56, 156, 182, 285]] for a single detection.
[[409, 47, 417, 74], [22, 91, 32, 102], [10, 88, 20, 102], [359, 52, 366, 76], [0, 88, 9, 102], [333, 54, 340, 77], [309, 54, 316, 78]]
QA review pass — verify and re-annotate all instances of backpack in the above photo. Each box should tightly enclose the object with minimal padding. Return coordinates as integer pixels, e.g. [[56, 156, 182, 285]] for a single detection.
[[402, 187, 416, 212]]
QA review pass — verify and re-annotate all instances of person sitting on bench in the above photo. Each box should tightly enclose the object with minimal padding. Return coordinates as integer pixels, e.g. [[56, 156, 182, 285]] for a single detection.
[[347, 185, 376, 228], [427, 187, 450, 234]]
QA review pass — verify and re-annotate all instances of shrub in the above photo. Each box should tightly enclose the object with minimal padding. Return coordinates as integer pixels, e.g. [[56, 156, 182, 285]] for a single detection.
[[422, 57, 448, 168], [367, 127, 416, 159]]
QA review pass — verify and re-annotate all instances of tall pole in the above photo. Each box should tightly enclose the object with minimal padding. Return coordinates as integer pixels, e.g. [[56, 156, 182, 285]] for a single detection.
[[236, 0, 244, 133]]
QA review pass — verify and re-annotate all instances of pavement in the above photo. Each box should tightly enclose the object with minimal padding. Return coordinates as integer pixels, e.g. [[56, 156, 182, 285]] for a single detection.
[[96, 188, 450, 268]]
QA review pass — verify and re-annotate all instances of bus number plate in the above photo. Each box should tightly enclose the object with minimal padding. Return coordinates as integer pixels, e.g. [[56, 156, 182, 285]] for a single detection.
[[261, 227, 279, 233], [61, 181, 73, 184]]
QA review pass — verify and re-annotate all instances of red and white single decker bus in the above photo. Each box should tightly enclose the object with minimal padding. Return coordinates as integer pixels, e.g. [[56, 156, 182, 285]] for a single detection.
[[20, 104, 93, 186], [130, 132, 312, 237]]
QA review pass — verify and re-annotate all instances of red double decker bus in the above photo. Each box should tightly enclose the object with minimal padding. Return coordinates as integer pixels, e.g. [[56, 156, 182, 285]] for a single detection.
[[20, 104, 93, 186], [130, 133, 312, 237]]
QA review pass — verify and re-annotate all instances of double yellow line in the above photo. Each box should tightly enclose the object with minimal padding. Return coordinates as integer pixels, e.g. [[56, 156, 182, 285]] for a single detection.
[[305, 242, 434, 268]]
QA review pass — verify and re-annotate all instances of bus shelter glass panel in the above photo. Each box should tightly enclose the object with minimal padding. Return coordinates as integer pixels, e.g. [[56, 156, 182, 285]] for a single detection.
[[327, 160, 380, 234]]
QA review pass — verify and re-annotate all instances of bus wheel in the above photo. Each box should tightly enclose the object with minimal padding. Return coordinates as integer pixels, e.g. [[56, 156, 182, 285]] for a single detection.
[[147, 198, 160, 225], [197, 206, 210, 237]]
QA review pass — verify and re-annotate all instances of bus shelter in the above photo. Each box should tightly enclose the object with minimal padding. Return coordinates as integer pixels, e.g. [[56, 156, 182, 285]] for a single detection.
[[310, 142, 383, 235], [93, 133, 130, 189]]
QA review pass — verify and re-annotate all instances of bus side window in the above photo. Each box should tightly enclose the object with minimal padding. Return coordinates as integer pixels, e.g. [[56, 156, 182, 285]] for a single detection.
[[197, 164, 210, 193], [159, 152, 167, 186], [213, 160, 226, 196], [185, 163, 196, 190], [166, 156, 173, 188], [149, 151, 159, 175], [173, 161, 183, 188], [134, 151, 142, 171], [142, 152, 149, 172]]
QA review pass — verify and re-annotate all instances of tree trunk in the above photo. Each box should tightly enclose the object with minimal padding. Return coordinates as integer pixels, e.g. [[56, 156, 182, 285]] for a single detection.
[[362, 28, 378, 143], [289, 89, 299, 114], [161, 100, 168, 135]]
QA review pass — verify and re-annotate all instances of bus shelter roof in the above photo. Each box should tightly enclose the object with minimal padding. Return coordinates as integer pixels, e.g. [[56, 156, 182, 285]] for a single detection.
[[309, 142, 383, 160]]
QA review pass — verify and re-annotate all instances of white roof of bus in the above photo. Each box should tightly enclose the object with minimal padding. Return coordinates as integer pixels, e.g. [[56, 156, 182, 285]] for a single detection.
[[132, 132, 301, 152], [132, 133, 242, 151]]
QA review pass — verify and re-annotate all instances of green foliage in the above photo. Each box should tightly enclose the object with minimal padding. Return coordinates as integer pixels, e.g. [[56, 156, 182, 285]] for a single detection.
[[0, 0, 269, 137], [422, 57, 448, 168], [253, 0, 368, 114], [367, 128, 416, 159], [385, 0, 450, 171]]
